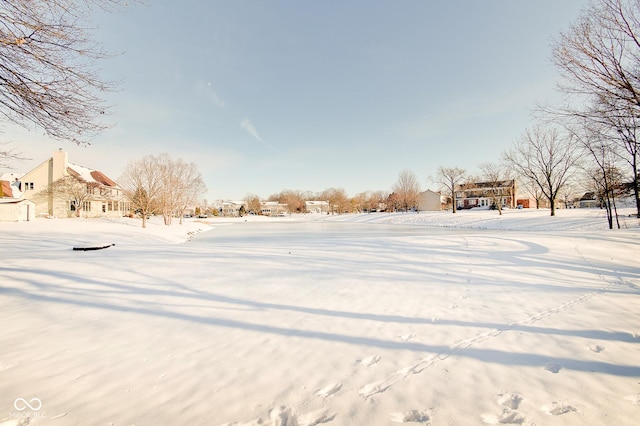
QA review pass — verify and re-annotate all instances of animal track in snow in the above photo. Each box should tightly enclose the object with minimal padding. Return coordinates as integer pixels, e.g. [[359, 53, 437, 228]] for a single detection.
[[356, 354, 381, 367], [541, 402, 576, 416], [390, 409, 432, 423], [315, 383, 342, 398]]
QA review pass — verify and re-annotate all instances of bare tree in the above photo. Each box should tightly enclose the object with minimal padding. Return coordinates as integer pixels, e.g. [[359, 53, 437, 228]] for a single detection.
[[0, 1, 138, 150], [244, 193, 262, 215], [552, 0, 640, 111], [119, 155, 162, 228], [119, 154, 206, 227], [551, 0, 640, 216], [504, 126, 582, 216], [572, 121, 625, 228], [478, 162, 513, 216], [45, 175, 98, 217], [435, 166, 466, 213], [174, 160, 207, 224], [276, 189, 307, 213], [371, 190, 389, 212], [0, 142, 27, 168], [321, 187, 349, 214], [393, 170, 420, 212]]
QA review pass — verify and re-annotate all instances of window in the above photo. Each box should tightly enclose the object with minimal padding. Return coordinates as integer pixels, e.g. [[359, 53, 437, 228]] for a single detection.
[[102, 203, 106, 213]]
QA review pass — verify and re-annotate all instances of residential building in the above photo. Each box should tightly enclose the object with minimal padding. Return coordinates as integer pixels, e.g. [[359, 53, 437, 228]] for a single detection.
[[417, 190, 443, 212], [220, 200, 246, 217], [0, 178, 35, 221], [260, 201, 288, 216], [18, 149, 129, 218], [305, 200, 329, 214], [455, 179, 517, 210]]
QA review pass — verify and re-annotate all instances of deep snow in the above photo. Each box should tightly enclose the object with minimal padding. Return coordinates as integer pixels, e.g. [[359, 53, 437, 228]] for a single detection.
[[0, 208, 639, 425]]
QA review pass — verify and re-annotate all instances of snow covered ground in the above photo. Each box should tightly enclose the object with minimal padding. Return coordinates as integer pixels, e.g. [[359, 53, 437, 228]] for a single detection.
[[0, 208, 639, 425]]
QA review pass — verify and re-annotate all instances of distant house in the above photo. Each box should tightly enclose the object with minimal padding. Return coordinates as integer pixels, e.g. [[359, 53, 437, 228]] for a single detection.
[[579, 192, 599, 208], [417, 190, 443, 212], [220, 200, 246, 217], [305, 200, 329, 214], [260, 201, 288, 216], [455, 180, 517, 210], [18, 149, 129, 218]]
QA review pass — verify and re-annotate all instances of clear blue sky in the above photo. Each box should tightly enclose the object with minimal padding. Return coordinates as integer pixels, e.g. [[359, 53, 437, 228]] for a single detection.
[[4, 0, 588, 201]]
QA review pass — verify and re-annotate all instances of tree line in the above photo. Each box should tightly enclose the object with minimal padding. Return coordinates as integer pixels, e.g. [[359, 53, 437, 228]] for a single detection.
[[0, 0, 638, 229]]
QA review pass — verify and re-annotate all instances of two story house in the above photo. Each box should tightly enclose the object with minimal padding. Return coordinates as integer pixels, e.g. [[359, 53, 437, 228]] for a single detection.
[[19, 149, 129, 218]]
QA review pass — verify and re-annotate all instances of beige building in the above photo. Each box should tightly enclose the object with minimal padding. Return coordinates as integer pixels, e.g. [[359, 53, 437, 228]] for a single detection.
[[417, 190, 443, 212], [19, 149, 129, 218]]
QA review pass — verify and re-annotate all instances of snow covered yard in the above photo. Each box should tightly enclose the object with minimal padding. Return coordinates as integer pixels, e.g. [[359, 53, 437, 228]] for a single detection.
[[0, 209, 639, 425]]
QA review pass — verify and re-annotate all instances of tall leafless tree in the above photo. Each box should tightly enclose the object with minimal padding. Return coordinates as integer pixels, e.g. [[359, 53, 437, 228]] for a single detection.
[[393, 169, 420, 212], [551, 0, 640, 216], [0, 1, 137, 152], [435, 166, 466, 213], [120, 155, 162, 228], [321, 187, 349, 214], [504, 126, 582, 216], [119, 154, 206, 227]]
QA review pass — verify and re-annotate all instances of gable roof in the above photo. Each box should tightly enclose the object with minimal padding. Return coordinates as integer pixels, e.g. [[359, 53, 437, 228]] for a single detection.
[[67, 163, 119, 187], [0, 180, 13, 197]]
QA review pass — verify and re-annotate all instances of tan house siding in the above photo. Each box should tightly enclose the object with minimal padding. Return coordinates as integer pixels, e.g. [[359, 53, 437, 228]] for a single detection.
[[417, 190, 442, 212], [19, 149, 129, 218]]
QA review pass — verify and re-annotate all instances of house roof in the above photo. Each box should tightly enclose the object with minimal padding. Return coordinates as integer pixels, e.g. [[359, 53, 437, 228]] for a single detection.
[[0, 197, 33, 205], [67, 163, 119, 187], [1, 180, 13, 197]]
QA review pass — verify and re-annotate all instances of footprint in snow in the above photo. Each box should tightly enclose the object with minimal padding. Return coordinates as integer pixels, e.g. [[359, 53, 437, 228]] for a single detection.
[[625, 394, 640, 405], [359, 379, 391, 398], [542, 402, 576, 416], [390, 409, 432, 423], [480, 409, 525, 425], [357, 355, 381, 367], [544, 362, 562, 374], [315, 383, 342, 398], [498, 393, 523, 410], [481, 394, 525, 425], [399, 333, 416, 341], [588, 344, 605, 353]]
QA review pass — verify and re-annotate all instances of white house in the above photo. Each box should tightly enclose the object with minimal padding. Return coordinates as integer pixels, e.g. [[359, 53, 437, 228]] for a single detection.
[[305, 200, 329, 214], [0, 179, 35, 221], [0, 198, 35, 221]]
